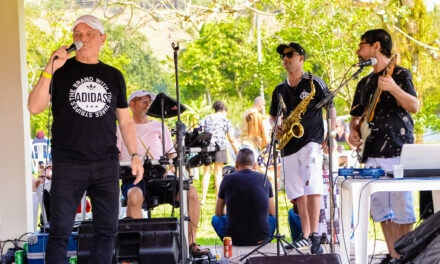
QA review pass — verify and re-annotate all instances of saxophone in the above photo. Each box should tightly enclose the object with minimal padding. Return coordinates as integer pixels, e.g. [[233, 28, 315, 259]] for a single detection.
[[276, 71, 315, 150]]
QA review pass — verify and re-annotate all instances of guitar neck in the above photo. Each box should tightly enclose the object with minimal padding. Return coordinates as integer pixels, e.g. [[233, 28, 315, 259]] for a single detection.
[[363, 54, 398, 123]]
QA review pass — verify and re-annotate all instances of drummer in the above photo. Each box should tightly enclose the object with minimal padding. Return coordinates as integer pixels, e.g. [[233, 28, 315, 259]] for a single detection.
[[116, 90, 209, 257]]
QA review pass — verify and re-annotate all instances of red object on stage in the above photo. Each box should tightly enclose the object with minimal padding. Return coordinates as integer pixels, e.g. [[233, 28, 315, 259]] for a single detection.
[[77, 200, 91, 213], [223, 237, 232, 258]]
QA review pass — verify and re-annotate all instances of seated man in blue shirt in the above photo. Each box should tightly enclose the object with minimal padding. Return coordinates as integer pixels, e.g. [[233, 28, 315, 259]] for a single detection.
[[211, 148, 276, 246]]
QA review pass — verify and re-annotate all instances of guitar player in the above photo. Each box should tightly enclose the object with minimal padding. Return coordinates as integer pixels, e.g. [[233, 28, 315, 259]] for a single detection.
[[348, 29, 419, 264]]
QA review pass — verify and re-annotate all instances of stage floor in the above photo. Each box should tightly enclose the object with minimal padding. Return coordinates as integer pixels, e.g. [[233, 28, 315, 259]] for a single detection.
[[202, 239, 389, 263]]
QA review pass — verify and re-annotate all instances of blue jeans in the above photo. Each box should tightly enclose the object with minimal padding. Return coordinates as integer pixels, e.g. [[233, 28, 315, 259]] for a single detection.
[[211, 215, 276, 242], [288, 208, 302, 242]]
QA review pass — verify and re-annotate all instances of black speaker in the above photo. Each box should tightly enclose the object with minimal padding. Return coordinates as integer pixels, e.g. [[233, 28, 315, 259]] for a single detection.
[[77, 218, 180, 264], [246, 254, 342, 264], [419, 191, 434, 220]]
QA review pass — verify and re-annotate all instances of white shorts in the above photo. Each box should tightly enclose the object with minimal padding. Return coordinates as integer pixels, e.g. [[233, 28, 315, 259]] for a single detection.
[[366, 157, 416, 224], [282, 142, 324, 199]]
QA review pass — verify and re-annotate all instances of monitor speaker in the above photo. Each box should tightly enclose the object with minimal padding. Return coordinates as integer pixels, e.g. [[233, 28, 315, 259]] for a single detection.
[[246, 254, 342, 264], [77, 218, 180, 264]]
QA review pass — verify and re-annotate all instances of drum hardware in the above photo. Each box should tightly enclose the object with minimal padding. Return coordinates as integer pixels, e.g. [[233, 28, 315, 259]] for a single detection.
[[147, 92, 187, 119], [119, 159, 168, 180]]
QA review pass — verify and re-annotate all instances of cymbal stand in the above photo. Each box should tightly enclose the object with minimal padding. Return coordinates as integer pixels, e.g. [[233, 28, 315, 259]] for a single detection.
[[172, 42, 190, 264]]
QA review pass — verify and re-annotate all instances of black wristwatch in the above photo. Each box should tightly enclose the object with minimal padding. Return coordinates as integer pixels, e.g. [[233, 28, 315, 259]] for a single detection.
[[131, 153, 141, 161]]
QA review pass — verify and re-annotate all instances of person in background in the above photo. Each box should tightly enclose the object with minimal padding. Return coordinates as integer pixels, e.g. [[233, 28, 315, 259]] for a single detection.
[[335, 119, 355, 167], [212, 148, 276, 246], [240, 96, 268, 160], [199, 101, 239, 205], [335, 119, 355, 150]]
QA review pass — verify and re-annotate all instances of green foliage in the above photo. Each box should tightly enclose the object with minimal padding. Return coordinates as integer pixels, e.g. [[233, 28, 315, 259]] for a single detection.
[[104, 25, 174, 96], [382, 0, 440, 134], [25, 0, 440, 137], [163, 95, 251, 134], [260, 0, 377, 115], [179, 18, 261, 101]]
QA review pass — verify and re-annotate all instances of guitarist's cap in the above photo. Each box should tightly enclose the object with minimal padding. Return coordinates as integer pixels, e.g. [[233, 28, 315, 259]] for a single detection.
[[277, 42, 306, 60]]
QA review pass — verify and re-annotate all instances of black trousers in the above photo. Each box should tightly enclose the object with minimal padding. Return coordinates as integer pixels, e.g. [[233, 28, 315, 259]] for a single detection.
[[46, 160, 119, 264]]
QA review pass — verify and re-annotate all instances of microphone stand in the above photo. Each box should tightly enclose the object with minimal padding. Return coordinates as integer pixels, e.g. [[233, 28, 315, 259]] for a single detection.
[[315, 66, 365, 253], [172, 42, 189, 264], [240, 94, 301, 262]]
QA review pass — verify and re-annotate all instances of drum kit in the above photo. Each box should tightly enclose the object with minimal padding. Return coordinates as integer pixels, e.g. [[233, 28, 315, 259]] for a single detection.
[[118, 46, 217, 262], [119, 92, 214, 181]]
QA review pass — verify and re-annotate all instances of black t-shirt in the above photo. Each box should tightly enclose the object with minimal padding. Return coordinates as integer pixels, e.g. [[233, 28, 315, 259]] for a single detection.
[[51, 58, 128, 162], [269, 73, 333, 156], [218, 169, 273, 246], [350, 65, 417, 159]]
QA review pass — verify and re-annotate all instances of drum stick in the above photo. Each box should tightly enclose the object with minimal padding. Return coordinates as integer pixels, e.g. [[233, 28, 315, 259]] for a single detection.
[[138, 136, 154, 159]]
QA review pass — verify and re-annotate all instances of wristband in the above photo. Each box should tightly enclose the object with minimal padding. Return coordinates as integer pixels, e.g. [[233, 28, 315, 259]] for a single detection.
[[131, 153, 141, 161], [42, 71, 52, 79]]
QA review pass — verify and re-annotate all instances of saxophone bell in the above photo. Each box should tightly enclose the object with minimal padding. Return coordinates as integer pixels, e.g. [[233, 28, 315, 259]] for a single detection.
[[291, 123, 304, 138]]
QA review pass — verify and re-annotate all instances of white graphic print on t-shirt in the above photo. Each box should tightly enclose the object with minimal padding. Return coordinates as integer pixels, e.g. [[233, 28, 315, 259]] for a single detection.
[[69, 77, 112, 118]]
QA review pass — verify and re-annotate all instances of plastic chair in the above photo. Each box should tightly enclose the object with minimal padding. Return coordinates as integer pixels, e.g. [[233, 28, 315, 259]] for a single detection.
[[35, 181, 90, 226], [35, 181, 52, 226], [31, 142, 50, 173]]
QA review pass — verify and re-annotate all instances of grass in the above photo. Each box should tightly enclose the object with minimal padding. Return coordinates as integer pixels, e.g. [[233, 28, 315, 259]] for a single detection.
[[150, 169, 292, 246], [150, 171, 424, 247]]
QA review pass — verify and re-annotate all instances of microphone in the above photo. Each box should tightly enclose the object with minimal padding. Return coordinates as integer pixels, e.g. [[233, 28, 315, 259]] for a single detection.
[[353, 58, 377, 67], [278, 94, 287, 114], [54, 41, 83, 60]]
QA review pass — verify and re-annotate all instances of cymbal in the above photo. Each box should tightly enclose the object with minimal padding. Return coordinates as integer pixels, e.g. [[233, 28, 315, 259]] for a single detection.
[[147, 92, 187, 118]]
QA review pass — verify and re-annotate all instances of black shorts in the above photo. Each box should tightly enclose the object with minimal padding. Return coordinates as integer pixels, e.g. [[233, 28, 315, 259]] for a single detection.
[[211, 149, 228, 164]]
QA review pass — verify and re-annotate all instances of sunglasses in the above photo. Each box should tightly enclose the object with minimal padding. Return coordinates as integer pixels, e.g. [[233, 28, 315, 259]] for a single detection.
[[358, 42, 371, 47], [280, 51, 299, 59], [134, 98, 152, 104]]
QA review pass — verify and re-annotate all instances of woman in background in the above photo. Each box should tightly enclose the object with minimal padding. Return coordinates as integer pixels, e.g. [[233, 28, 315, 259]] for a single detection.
[[200, 101, 239, 205]]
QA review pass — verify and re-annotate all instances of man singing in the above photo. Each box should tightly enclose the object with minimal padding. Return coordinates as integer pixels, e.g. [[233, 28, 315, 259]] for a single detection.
[[28, 15, 143, 263], [270, 42, 336, 254], [349, 29, 418, 263]]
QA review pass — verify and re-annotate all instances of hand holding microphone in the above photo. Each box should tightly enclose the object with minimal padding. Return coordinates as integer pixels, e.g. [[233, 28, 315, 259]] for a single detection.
[[45, 41, 83, 74], [54, 41, 83, 60]]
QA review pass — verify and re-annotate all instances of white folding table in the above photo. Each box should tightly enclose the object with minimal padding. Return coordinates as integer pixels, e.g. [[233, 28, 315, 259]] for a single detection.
[[337, 177, 440, 264]]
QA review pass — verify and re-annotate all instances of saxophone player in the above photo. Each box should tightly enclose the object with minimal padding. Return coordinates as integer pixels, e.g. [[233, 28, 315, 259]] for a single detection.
[[269, 42, 336, 254]]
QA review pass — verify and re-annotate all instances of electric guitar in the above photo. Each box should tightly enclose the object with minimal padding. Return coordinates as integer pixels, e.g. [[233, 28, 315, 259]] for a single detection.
[[356, 54, 398, 162]]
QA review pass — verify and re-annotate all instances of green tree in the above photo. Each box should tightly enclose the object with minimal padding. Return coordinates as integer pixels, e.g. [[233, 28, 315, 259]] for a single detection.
[[259, 0, 378, 115], [179, 18, 261, 102]]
